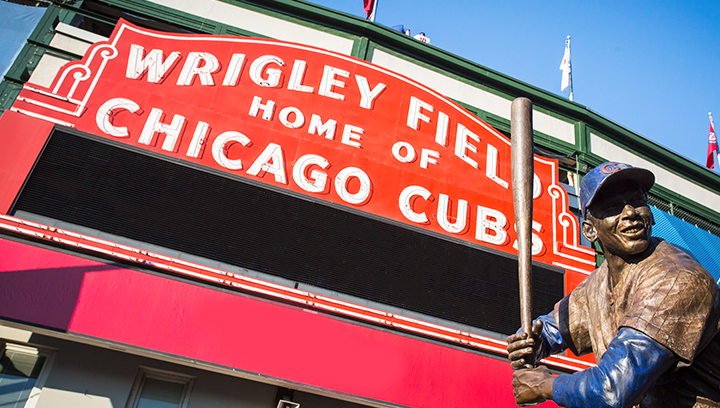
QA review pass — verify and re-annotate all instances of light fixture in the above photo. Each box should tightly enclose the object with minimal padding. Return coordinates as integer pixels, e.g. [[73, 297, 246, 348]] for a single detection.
[[276, 400, 300, 408]]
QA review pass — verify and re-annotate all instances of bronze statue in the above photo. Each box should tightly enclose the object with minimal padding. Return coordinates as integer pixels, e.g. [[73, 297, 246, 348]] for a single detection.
[[507, 162, 720, 407]]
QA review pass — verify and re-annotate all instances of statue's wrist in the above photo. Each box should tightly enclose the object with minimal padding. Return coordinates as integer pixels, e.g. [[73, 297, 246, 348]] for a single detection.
[[541, 375, 556, 401]]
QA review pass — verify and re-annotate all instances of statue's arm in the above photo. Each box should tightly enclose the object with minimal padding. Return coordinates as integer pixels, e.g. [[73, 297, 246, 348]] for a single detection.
[[552, 327, 675, 408], [507, 311, 567, 370]]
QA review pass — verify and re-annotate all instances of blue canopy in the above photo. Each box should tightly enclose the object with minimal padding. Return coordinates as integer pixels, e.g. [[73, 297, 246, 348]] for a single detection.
[[0, 2, 44, 77], [651, 206, 720, 284]]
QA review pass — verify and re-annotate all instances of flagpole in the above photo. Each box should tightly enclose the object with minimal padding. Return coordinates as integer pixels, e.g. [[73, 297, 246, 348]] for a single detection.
[[369, 0, 378, 22], [567, 36, 574, 102]]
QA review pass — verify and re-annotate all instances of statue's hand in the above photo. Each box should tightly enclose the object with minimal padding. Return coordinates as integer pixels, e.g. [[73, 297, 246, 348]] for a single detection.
[[507, 320, 543, 370], [511, 366, 556, 406]]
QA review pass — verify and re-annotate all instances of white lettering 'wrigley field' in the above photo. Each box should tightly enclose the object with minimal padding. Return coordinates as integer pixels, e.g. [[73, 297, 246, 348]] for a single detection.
[[89, 43, 544, 250]]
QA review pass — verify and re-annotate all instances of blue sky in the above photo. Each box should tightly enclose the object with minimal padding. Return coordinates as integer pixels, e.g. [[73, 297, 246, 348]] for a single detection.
[[308, 0, 720, 172]]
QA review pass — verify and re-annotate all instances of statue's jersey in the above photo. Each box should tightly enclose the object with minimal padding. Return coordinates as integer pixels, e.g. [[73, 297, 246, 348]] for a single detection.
[[556, 238, 720, 407]]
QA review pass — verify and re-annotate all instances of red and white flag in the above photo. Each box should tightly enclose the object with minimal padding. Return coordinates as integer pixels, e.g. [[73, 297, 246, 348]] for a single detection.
[[707, 113, 719, 169], [363, 0, 377, 21], [559, 36, 573, 101], [560, 47, 571, 91]]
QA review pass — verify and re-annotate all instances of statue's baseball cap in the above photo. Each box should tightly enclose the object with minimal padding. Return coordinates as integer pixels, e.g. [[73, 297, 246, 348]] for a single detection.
[[579, 162, 655, 218]]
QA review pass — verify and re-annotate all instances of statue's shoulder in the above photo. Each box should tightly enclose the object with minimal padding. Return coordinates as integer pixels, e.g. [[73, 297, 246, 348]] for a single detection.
[[640, 238, 716, 291], [648, 238, 703, 268]]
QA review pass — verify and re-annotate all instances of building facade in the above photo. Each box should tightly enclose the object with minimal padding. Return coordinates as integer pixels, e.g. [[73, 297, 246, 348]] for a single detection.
[[0, 1, 718, 408]]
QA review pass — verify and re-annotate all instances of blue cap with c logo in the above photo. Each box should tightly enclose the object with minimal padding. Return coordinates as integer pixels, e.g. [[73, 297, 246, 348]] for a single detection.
[[579, 162, 654, 218]]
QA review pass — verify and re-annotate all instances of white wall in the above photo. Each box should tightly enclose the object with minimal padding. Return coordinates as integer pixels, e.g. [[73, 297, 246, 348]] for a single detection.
[[146, 0, 353, 54], [590, 133, 720, 211], [371, 49, 577, 145]]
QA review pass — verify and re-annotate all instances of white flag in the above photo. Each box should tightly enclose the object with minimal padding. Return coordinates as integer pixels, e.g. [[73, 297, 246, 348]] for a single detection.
[[560, 40, 571, 92]]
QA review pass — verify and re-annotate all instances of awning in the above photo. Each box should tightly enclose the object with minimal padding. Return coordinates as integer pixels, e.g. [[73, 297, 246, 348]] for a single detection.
[[651, 206, 720, 284]]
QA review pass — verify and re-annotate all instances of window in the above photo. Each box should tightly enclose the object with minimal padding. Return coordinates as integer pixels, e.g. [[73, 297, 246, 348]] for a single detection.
[[0, 343, 52, 408], [126, 367, 194, 408]]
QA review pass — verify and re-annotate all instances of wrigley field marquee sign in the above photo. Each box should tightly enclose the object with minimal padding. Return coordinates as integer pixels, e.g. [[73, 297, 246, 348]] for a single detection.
[[9, 20, 595, 274]]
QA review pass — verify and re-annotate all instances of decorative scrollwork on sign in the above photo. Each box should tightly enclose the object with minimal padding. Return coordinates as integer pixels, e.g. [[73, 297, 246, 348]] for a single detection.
[[549, 184, 596, 273], [51, 43, 119, 110]]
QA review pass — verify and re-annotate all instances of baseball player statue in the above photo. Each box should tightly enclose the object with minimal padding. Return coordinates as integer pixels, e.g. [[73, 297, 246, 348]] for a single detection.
[[507, 162, 720, 407]]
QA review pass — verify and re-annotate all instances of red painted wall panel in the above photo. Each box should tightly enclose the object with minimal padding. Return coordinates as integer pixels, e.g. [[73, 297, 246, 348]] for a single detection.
[[0, 237, 556, 407], [0, 111, 53, 214]]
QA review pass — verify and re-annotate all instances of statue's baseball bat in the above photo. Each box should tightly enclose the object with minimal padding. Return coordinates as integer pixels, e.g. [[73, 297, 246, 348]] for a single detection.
[[511, 97, 535, 368]]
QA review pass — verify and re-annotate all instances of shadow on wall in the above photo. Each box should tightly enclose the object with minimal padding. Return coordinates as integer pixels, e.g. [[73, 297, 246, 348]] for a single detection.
[[0, 238, 120, 330]]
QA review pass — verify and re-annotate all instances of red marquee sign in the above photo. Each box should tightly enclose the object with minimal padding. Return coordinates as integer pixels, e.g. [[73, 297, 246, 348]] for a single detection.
[[9, 20, 595, 275]]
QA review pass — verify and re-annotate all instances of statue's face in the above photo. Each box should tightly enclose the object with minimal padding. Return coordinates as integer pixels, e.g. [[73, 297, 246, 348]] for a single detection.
[[585, 183, 653, 258]]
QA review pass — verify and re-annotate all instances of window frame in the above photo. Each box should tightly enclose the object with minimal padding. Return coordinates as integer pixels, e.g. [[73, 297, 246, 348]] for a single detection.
[[125, 366, 195, 408], [0, 341, 55, 408]]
